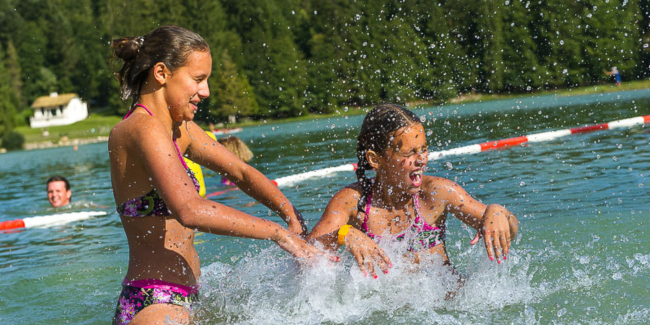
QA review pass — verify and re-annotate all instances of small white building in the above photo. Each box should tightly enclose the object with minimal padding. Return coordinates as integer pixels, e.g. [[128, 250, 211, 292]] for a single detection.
[[30, 92, 88, 128]]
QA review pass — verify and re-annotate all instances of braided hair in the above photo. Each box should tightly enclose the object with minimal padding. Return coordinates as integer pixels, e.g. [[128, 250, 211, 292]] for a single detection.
[[356, 104, 421, 211], [111, 25, 210, 107]]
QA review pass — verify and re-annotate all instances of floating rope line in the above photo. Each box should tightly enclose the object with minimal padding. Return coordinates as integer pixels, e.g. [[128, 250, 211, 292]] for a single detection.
[[0, 211, 107, 232], [428, 115, 650, 160], [205, 115, 649, 193]]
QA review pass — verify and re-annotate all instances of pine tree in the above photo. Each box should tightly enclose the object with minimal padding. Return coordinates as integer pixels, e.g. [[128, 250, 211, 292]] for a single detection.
[[15, 21, 49, 102], [212, 51, 259, 121], [0, 44, 19, 138], [501, 0, 542, 91], [223, 0, 308, 117], [5, 41, 22, 104]]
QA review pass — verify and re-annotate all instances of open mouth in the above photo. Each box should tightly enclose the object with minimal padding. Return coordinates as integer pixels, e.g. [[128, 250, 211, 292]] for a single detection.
[[409, 169, 423, 187]]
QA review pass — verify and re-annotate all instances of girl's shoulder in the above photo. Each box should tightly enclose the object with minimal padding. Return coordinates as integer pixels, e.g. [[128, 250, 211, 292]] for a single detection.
[[109, 114, 169, 152], [336, 182, 364, 200], [326, 182, 364, 213], [420, 175, 463, 195], [421, 175, 456, 188]]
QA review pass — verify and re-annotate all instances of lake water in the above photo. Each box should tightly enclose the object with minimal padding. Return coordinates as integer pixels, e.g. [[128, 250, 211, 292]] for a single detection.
[[1, 90, 649, 324]]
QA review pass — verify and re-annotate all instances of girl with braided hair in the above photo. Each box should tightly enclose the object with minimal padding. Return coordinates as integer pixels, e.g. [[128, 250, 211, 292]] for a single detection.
[[307, 104, 519, 279]]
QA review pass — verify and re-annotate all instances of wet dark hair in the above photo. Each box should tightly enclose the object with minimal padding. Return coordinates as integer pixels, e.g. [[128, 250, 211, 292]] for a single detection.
[[111, 25, 210, 105], [47, 175, 70, 191], [355, 104, 421, 210], [47, 175, 72, 202]]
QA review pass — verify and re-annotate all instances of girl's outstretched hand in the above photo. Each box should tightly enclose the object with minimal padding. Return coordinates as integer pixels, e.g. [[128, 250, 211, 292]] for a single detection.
[[470, 205, 519, 263], [287, 207, 308, 238], [274, 228, 339, 264], [344, 227, 392, 278]]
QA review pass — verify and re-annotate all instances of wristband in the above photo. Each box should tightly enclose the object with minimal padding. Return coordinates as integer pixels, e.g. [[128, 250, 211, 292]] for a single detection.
[[337, 225, 353, 245]]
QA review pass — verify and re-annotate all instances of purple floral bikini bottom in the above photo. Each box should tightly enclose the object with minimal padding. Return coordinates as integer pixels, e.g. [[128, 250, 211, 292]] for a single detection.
[[113, 278, 199, 325]]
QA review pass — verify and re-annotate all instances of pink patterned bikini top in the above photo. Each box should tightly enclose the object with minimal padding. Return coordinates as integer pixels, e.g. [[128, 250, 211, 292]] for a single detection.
[[360, 186, 445, 251], [116, 104, 201, 217]]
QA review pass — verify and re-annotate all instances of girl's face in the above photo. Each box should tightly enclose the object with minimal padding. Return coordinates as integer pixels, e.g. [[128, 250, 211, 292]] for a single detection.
[[165, 50, 212, 122], [374, 123, 428, 194]]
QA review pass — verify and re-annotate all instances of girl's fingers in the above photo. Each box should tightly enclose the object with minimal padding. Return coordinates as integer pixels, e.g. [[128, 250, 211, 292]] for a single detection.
[[373, 249, 389, 274], [376, 247, 392, 270], [365, 257, 377, 279], [508, 215, 519, 238], [352, 251, 367, 276], [492, 231, 503, 262], [470, 229, 481, 245], [484, 231, 495, 261], [499, 233, 510, 258]]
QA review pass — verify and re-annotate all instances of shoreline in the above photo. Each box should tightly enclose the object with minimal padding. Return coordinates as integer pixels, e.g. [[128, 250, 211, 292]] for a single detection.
[[12, 80, 649, 152], [225, 80, 650, 128], [22, 136, 109, 151]]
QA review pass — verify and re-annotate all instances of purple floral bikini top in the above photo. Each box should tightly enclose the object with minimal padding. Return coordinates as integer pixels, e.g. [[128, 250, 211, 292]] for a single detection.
[[116, 104, 201, 217], [360, 181, 445, 251]]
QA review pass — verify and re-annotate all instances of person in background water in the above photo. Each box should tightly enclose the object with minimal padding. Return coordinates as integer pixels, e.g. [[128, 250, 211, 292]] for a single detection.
[[46, 176, 71, 208], [109, 25, 333, 325], [308, 104, 519, 285], [218, 136, 254, 186], [604, 66, 621, 87]]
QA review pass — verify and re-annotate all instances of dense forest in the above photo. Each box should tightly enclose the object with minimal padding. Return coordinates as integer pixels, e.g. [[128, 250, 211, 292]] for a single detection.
[[1, 0, 649, 136]]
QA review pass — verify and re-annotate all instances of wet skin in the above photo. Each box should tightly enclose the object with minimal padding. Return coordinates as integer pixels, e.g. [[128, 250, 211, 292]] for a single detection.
[[308, 124, 519, 277], [110, 50, 325, 291], [47, 180, 71, 207]]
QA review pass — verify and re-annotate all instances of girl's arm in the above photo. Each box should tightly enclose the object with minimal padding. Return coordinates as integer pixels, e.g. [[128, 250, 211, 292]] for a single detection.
[[128, 121, 328, 261], [184, 123, 307, 236], [425, 177, 518, 262], [307, 187, 392, 277]]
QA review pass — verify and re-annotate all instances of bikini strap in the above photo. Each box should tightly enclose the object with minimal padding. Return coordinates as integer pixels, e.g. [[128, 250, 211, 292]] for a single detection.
[[123, 103, 153, 120], [173, 139, 190, 170], [124, 103, 190, 170]]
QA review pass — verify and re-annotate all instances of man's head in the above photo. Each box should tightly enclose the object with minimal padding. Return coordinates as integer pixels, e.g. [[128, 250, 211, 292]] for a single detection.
[[47, 176, 71, 207]]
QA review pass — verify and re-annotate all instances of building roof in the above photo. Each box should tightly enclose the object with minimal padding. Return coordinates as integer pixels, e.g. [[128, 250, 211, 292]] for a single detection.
[[31, 93, 78, 109]]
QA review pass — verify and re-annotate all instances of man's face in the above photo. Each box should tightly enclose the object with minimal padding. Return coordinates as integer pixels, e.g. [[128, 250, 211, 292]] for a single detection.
[[47, 181, 71, 207]]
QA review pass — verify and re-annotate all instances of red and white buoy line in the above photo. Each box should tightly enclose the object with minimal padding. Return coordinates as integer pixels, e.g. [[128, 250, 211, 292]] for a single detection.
[[206, 115, 650, 194], [0, 211, 107, 232], [6, 115, 644, 232], [269, 114, 650, 187]]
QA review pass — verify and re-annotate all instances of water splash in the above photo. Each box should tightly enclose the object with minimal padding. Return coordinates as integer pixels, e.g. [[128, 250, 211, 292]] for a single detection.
[[196, 239, 535, 324]]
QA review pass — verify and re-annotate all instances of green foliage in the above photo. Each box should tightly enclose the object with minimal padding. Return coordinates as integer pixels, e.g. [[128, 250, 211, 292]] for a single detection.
[[0, 43, 19, 137], [1, 130, 24, 150], [0, 0, 646, 133], [211, 51, 259, 120]]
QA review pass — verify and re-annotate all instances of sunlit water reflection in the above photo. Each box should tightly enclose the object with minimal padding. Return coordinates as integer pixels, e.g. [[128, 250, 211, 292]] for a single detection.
[[1, 90, 648, 324]]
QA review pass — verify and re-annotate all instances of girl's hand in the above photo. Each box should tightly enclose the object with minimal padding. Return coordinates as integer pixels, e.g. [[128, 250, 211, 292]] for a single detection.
[[287, 207, 308, 237], [344, 227, 392, 278], [288, 221, 307, 238], [274, 228, 339, 263], [470, 205, 518, 263]]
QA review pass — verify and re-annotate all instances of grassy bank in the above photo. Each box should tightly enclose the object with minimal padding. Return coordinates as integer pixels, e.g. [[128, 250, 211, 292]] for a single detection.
[[14, 79, 649, 147], [15, 114, 121, 144]]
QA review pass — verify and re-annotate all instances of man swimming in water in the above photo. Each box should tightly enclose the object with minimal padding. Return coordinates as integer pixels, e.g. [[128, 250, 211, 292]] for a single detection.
[[46, 176, 71, 207]]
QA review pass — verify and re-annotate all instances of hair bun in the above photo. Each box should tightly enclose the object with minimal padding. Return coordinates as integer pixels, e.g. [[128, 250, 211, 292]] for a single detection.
[[111, 37, 143, 62]]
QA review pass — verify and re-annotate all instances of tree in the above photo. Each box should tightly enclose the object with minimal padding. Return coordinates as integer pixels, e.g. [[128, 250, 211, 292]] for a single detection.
[[501, 0, 542, 91], [0, 44, 19, 138], [223, 0, 308, 117], [211, 51, 259, 121]]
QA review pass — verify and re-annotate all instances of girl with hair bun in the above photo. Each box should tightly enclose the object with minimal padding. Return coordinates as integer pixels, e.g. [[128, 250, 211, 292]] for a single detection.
[[109, 25, 333, 324], [308, 104, 519, 281]]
